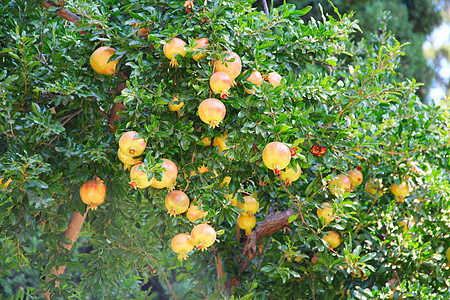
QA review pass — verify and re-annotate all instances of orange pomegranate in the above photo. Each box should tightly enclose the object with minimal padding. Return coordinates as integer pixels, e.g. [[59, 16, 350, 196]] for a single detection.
[[130, 162, 154, 189], [192, 37, 209, 61], [328, 174, 352, 197], [266, 71, 282, 88], [117, 149, 141, 170], [165, 190, 190, 217], [237, 213, 256, 235], [198, 98, 226, 128], [279, 163, 302, 185], [238, 195, 259, 215], [171, 233, 194, 260], [80, 177, 107, 210], [186, 203, 208, 223], [214, 51, 242, 85], [163, 37, 186, 67], [190, 223, 217, 251], [119, 131, 147, 157], [90, 46, 120, 75], [347, 169, 363, 188], [210, 72, 232, 99], [262, 141, 292, 175], [244, 70, 263, 94], [150, 158, 178, 190]]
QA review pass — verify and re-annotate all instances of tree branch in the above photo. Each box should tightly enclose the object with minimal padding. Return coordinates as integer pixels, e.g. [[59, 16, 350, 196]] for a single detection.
[[40, 1, 81, 26]]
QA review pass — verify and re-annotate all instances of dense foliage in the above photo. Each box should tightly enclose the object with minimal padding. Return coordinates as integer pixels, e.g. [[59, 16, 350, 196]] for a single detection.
[[1, 0, 450, 299]]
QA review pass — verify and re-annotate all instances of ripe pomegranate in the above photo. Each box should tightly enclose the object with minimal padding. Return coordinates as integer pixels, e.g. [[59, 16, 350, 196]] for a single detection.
[[238, 195, 259, 215], [365, 178, 384, 198], [150, 158, 178, 190], [391, 181, 410, 201], [266, 71, 282, 88], [323, 231, 341, 249], [347, 169, 363, 188], [186, 203, 208, 223], [214, 51, 242, 85], [79, 177, 107, 210], [262, 141, 292, 175], [117, 149, 141, 170], [244, 70, 263, 94], [237, 213, 256, 235], [171, 233, 194, 260], [190, 223, 217, 251], [279, 163, 302, 185], [168, 96, 184, 116], [165, 190, 190, 217], [130, 162, 154, 189], [198, 98, 226, 128], [317, 202, 335, 224], [328, 174, 352, 197], [210, 71, 232, 99], [119, 131, 147, 157], [90, 46, 120, 75], [192, 37, 209, 61], [163, 37, 186, 67]]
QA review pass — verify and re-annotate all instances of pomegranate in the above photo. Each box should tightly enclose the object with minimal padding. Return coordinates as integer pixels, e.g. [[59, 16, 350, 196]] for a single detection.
[[90, 46, 120, 75], [244, 70, 263, 94], [163, 37, 186, 67], [186, 203, 208, 223], [397, 217, 415, 232], [119, 131, 147, 157], [171, 233, 194, 260], [279, 163, 302, 185], [238, 195, 259, 215], [130, 162, 154, 189], [79, 177, 107, 210], [150, 158, 178, 190], [210, 71, 232, 99], [237, 213, 256, 235], [190, 223, 217, 251], [165, 190, 190, 217], [328, 174, 352, 197], [391, 181, 410, 201], [198, 98, 226, 128], [323, 231, 341, 249], [192, 37, 209, 61], [262, 141, 292, 175], [117, 149, 141, 170], [347, 169, 363, 188], [214, 51, 242, 85], [168, 96, 184, 116], [266, 71, 282, 88], [365, 178, 383, 198], [317, 202, 335, 224]]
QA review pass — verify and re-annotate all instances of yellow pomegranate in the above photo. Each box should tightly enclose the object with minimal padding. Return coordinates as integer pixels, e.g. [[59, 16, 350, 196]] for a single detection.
[[130, 162, 154, 189], [391, 181, 410, 202], [79, 177, 107, 210], [244, 70, 263, 94], [214, 51, 242, 85], [151, 158, 178, 190], [347, 169, 363, 188], [163, 37, 186, 67], [238, 195, 259, 215], [90, 46, 120, 75], [323, 231, 341, 249], [171, 233, 194, 260], [117, 149, 141, 170], [262, 141, 292, 175], [118, 131, 147, 157], [186, 203, 208, 223], [317, 202, 335, 224], [210, 71, 232, 99], [190, 224, 217, 251], [266, 71, 282, 87], [328, 174, 352, 197], [165, 190, 190, 217], [237, 213, 256, 235], [192, 37, 209, 61], [279, 163, 302, 185], [198, 98, 226, 128]]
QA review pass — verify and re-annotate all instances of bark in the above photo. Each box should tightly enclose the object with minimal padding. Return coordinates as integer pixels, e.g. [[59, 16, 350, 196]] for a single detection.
[[40, 1, 81, 25], [108, 81, 127, 125]]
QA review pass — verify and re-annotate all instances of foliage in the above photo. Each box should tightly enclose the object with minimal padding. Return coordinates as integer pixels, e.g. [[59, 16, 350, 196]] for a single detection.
[[1, 0, 450, 299]]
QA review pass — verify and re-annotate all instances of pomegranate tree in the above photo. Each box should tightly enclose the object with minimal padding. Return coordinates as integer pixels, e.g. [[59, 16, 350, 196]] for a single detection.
[[237, 213, 256, 235], [170, 233, 194, 260], [118, 131, 147, 157], [262, 141, 292, 175], [129, 162, 154, 189], [150, 158, 178, 190], [165, 190, 190, 217], [190, 223, 216, 251], [323, 231, 341, 249], [192, 37, 209, 61], [79, 177, 107, 210], [198, 98, 226, 128], [317, 202, 335, 224], [214, 51, 242, 85], [244, 70, 263, 94], [89, 46, 120, 76], [210, 71, 232, 99], [328, 174, 352, 197], [163, 37, 186, 67], [279, 163, 302, 185]]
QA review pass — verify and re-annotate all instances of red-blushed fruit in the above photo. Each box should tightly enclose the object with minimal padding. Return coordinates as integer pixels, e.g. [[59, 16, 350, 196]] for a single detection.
[[391, 181, 410, 202], [262, 141, 292, 175], [163, 37, 186, 67], [198, 98, 226, 128], [130, 162, 154, 189], [90, 47, 120, 75], [210, 72, 232, 99], [192, 37, 209, 61], [244, 70, 263, 94], [165, 190, 190, 217], [214, 51, 242, 85], [238, 195, 259, 215], [190, 223, 217, 251], [365, 178, 384, 198], [151, 158, 178, 190], [79, 177, 107, 210], [317, 202, 335, 224], [119, 131, 147, 157], [328, 174, 352, 197], [347, 169, 363, 187], [117, 149, 141, 170], [171, 233, 194, 260], [186, 203, 208, 223], [279, 163, 302, 185], [323, 231, 341, 249], [168, 96, 184, 115], [237, 213, 256, 235], [266, 71, 282, 87]]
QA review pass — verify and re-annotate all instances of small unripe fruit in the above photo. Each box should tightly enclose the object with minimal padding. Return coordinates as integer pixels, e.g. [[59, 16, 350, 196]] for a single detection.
[[365, 178, 384, 198], [238, 213, 256, 235], [391, 181, 410, 202], [168, 96, 184, 113], [317, 202, 335, 224]]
